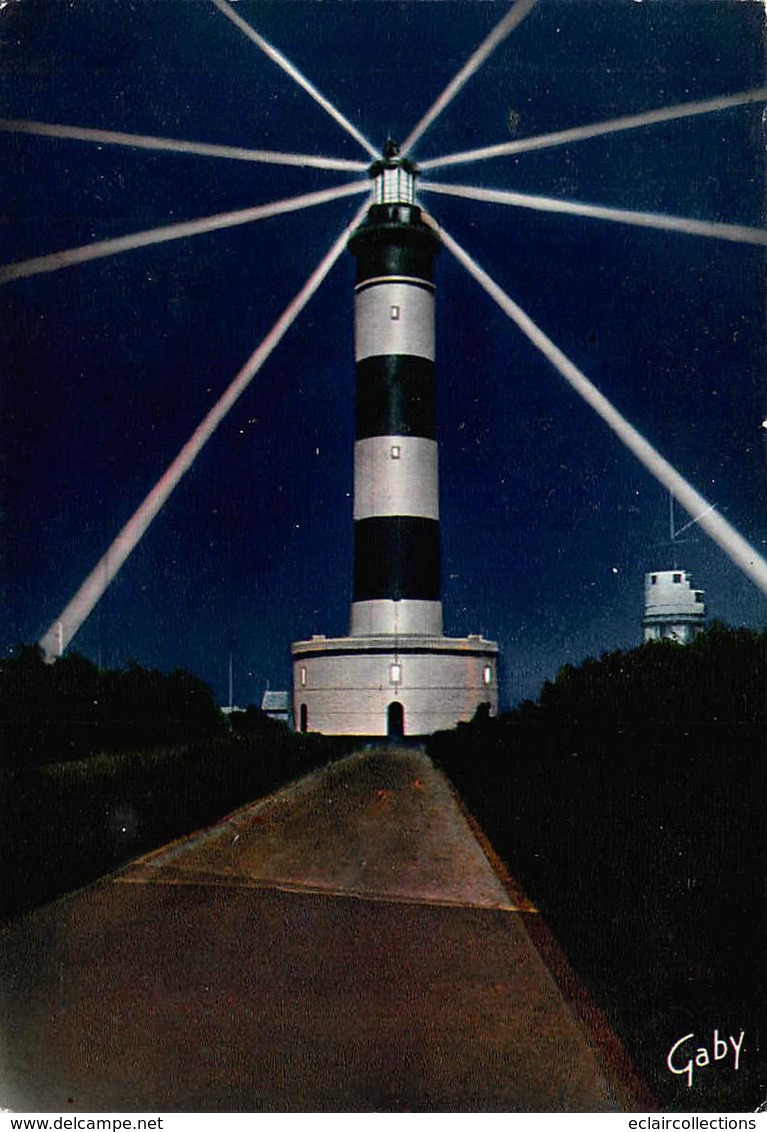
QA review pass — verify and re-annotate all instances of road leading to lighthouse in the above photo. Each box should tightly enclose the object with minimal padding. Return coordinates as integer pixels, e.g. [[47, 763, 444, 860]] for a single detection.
[[118, 746, 527, 909], [1, 747, 647, 1112]]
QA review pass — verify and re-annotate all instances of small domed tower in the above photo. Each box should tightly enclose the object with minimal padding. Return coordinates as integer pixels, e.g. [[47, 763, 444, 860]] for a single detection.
[[643, 569, 706, 644]]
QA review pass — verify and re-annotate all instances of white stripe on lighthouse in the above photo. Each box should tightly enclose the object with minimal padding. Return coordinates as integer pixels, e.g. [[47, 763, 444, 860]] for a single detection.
[[350, 598, 443, 637], [354, 435, 439, 521], [355, 282, 435, 361]]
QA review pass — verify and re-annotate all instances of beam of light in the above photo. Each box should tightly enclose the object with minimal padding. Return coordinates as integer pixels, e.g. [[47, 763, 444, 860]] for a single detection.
[[439, 225, 767, 598], [39, 200, 370, 660], [401, 0, 538, 157], [0, 180, 368, 284], [421, 181, 767, 247], [0, 118, 369, 172], [419, 86, 767, 171], [211, 0, 378, 160]]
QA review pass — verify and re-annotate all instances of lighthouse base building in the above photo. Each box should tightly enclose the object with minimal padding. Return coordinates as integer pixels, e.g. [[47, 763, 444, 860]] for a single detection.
[[292, 633, 498, 737], [292, 142, 498, 737]]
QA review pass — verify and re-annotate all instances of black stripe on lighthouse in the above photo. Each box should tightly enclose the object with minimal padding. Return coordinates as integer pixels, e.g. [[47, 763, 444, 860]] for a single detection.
[[356, 356, 436, 440], [354, 516, 440, 601]]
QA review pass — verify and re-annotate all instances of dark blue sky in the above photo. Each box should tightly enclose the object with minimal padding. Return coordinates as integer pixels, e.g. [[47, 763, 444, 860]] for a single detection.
[[1, 0, 765, 708]]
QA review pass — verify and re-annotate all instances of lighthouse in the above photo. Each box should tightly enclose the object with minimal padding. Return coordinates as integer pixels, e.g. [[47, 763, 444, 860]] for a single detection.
[[292, 142, 498, 736]]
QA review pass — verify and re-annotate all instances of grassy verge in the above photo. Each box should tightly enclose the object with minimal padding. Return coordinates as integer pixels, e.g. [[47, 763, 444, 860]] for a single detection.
[[1, 725, 354, 921]]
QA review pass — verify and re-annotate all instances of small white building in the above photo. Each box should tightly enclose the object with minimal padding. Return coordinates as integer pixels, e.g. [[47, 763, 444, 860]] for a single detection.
[[260, 690, 290, 726], [643, 570, 705, 644]]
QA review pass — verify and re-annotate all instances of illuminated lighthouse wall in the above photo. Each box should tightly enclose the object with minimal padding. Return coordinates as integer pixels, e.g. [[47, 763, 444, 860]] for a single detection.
[[291, 144, 498, 737]]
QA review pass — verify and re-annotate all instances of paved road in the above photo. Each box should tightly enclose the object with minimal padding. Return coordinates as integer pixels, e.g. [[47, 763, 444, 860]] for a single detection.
[[1, 747, 648, 1112]]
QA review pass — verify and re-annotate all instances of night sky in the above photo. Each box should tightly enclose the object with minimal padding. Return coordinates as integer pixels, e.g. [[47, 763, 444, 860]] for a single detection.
[[1, 0, 765, 709]]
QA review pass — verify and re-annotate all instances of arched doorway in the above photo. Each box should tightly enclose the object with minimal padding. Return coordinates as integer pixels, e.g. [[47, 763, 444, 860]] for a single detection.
[[387, 701, 404, 738], [299, 703, 308, 733]]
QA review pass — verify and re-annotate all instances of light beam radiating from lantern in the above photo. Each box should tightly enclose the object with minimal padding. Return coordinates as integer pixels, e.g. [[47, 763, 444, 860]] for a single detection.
[[39, 201, 370, 658]]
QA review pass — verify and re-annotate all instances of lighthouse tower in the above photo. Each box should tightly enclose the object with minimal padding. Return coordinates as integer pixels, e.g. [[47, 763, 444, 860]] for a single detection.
[[291, 142, 498, 737]]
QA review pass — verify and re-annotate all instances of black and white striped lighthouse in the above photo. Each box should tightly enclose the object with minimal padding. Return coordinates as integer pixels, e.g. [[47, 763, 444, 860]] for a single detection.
[[292, 142, 498, 736], [348, 141, 442, 639]]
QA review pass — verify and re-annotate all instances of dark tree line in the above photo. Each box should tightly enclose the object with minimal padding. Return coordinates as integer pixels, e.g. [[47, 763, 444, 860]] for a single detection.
[[428, 624, 766, 1111], [0, 645, 225, 765], [1, 646, 354, 920], [535, 622, 765, 727]]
